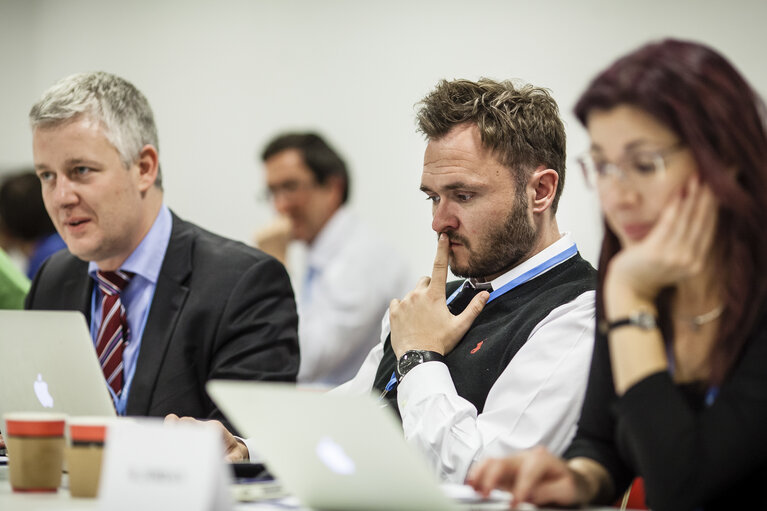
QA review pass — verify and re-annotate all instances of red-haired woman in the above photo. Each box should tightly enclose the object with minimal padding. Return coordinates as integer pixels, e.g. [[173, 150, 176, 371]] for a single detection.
[[469, 39, 767, 511]]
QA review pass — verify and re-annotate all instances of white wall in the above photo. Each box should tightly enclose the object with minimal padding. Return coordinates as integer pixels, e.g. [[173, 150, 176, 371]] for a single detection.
[[1, 0, 765, 276]]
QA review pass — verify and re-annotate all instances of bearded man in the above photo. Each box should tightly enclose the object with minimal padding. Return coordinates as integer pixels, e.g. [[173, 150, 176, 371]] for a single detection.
[[343, 78, 598, 483]]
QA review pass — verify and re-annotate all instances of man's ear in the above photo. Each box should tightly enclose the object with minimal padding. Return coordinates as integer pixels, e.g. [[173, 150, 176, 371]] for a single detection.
[[135, 144, 160, 192], [323, 175, 345, 205], [529, 165, 559, 214]]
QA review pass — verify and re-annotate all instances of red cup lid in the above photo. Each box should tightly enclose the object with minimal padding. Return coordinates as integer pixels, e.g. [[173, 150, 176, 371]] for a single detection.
[[70, 424, 107, 442], [5, 419, 65, 437]]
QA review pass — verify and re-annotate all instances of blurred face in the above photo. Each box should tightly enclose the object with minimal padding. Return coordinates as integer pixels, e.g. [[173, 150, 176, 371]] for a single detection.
[[421, 124, 537, 281], [264, 149, 340, 243], [586, 104, 698, 248], [33, 117, 157, 270]]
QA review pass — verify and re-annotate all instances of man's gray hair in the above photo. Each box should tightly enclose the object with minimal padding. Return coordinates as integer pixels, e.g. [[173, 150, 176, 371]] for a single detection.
[[29, 71, 162, 188]]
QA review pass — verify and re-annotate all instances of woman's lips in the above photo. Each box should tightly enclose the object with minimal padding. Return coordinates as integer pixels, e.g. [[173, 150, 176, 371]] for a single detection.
[[621, 223, 652, 241]]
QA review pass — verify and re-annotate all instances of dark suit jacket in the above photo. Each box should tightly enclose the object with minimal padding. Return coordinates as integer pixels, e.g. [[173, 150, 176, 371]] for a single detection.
[[25, 213, 299, 426]]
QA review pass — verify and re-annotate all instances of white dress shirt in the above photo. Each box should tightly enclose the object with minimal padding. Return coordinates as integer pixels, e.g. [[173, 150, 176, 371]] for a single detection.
[[297, 206, 412, 385], [334, 233, 596, 482]]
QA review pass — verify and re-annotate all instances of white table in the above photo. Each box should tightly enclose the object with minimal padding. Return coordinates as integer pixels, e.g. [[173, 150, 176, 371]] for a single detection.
[[0, 465, 290, 510], [1, 465, 630, 510]]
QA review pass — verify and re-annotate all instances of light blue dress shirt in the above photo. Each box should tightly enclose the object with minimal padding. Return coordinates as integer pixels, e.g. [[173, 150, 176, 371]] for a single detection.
[[88, 205, 172, 415]]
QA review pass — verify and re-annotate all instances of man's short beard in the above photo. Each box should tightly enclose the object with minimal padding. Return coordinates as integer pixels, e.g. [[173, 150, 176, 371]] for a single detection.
[[447, 192, 537, 279]]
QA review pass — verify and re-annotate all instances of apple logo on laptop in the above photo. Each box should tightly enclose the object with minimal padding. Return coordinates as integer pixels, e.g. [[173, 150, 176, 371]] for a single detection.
[[315, 436, 355, 475], [34, 373, 54, 408]]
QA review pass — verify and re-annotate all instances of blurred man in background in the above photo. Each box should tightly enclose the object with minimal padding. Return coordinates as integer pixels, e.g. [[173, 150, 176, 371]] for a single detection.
[[255, 133, 411, 385]]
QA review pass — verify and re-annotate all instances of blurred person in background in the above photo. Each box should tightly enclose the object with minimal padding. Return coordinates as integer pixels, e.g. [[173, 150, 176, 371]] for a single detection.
[[0, 170, 67, 278], [0, 246, 29, 309], [255, 132, 411, 386]]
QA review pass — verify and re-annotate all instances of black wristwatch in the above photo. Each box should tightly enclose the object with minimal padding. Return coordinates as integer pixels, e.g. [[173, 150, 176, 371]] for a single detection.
[[599, 310, 658, 335], [396, 350, 445, 378]]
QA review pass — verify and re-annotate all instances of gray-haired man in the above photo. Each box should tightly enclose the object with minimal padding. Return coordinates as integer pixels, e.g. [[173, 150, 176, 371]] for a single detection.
[[24, 72, 299, 426]]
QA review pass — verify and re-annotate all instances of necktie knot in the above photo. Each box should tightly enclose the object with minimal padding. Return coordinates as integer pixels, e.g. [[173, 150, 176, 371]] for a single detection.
[[96, 270, 133, 296], [448, 282, 492, 315]]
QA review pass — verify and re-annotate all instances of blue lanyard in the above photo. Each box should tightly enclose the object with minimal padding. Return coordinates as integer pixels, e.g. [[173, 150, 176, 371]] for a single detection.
[[705, 386, 719, 406], [378, 371, 398, 402], [446, 243, 578, 306], [380, 243, 578, 401]]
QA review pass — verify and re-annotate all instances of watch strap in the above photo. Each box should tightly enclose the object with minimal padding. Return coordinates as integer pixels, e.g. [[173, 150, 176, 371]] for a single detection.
[[396, 350, 445, 378], [599, 310, 658, 335]]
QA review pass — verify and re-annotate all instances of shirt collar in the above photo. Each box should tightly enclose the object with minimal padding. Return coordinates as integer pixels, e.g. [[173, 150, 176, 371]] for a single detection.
[[88, 204, 173, 284], [465, 232, 577, 291], [306, 205, 353, 270]]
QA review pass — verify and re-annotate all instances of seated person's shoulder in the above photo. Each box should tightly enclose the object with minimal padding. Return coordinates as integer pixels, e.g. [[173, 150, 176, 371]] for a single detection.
[[31, 247, 83, 280], [184, 221, 274, 259], [544, 255, 597, 294], [181, 220, 288, 277], [332, 223, 409, 276]]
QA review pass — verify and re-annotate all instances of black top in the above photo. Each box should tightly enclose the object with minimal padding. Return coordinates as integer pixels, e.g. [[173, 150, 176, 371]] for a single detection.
[[565, 313, 767, 511], [373, 253, 596, 415]]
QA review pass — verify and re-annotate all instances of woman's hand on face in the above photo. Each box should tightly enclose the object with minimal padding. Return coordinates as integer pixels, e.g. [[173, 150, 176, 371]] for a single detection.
[[466, 447, 581, 507], [605, 177, 718, 308]]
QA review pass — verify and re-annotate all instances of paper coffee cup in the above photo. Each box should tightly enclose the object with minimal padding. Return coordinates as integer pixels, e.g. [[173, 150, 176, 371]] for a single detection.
[[67, 416, 110, 498], [4, 412, 66, 492]]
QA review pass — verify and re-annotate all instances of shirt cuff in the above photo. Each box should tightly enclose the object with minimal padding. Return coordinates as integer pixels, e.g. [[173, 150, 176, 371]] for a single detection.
[[397, 360, 456, 411], [238, 436, 265, 463]]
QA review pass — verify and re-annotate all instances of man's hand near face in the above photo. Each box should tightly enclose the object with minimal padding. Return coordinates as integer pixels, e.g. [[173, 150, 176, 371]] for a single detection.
[[389, 233, 489, 359], [253, 216, 292, 266]]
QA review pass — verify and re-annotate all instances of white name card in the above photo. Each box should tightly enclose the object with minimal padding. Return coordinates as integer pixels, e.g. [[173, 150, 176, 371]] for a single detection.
[[99, 418, 232, 511]]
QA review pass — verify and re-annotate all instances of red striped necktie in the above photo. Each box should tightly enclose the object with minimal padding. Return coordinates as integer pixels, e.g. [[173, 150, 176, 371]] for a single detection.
[[95, 270, 133, 397]]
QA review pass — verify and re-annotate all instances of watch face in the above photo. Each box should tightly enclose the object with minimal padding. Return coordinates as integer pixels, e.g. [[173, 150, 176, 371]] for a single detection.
[[632, 311, 657, 329], [397, 351, 424, 377]]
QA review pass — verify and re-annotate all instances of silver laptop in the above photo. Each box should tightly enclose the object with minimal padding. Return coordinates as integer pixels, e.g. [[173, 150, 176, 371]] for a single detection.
[[207, 380, 467, 511], [0, 310, 116, 421]]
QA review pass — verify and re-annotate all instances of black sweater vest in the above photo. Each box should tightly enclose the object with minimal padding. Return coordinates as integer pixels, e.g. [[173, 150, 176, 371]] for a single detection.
[[373, 253, 596, 415]]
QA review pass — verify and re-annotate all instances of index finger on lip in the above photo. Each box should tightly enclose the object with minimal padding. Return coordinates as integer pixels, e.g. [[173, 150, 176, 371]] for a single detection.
[[431, 233, 450, 293]]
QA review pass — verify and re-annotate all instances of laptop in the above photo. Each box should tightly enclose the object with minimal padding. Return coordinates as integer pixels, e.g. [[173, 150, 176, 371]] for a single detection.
[[207, 380, 512, 511], [0, 310, 116, 422]]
